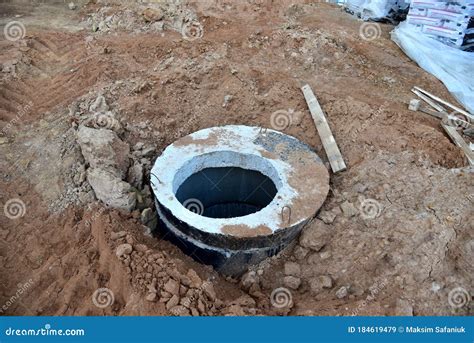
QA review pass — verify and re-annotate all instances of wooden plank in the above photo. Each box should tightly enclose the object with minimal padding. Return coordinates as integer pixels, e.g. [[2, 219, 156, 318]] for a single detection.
[[441, 123, 474, 165], [411, 89, 446, 112], [419, 107, 446, 120], [301, 84, 346, 173], [414, 86, 474, 121]]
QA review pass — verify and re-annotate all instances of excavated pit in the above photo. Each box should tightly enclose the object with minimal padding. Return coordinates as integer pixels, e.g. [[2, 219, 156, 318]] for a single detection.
[[150, 125, 330, 276]]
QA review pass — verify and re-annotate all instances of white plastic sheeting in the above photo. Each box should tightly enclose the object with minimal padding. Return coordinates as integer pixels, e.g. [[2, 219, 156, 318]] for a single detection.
[[346, 0, 409, 20], [391, 22, 474, 113]]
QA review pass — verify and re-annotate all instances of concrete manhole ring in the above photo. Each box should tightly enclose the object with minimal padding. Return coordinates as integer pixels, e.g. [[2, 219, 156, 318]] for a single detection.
[[151, 125, 330, 275]]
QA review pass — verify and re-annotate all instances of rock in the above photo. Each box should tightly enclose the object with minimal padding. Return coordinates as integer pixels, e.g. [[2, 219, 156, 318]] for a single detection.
[[87, 168, 136, 211], [319, 251, 332, 260], [68, 2, 77, 10], [230, 294, 256, 307], [197, 299, 206, 314], [283, 276, 301, 290], [336, 286, 348, 299], [110, 230, 127, 240], [299, 220, 331, 252], [127, 162, 144, 189], [145, 292, 157, 302], [293, 246, 309, 260], [395, 299, 413, 316], [116, 243, 133, 257], [134, 244, 148, 252], [222, 94, 233, 107], [180, 297, 192, 308], [284, 262, 301, 276], [166, 294, 180, 309], [89, 94, 109, 113], [318, 210, 336, 224], [319, 275, 333, 288], [134, 142, 145, 151], [340, 201, 358, 217], [309, 275, 333, 294], [141, 208, 157, 230], [142, 8, 164, 22], [202, 282, 217, 301], [241, 271, 259, 290], [164, 279, 180, 296], [353, 182, 368, 193], [186, 269, 202, 288], [77, 125, 130, 178]]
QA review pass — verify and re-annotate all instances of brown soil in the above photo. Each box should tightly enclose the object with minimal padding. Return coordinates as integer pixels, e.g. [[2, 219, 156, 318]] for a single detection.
[[0, 0, 472, 316]]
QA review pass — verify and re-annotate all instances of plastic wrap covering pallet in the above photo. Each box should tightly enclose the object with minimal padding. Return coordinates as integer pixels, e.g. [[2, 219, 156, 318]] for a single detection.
[[392, 21, 474, 113], [406, 0, 474, 49], [345, 0, 410, 21]]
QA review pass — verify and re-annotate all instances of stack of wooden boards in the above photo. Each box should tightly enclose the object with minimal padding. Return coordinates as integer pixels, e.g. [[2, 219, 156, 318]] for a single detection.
[[410, 86, 474, 165]]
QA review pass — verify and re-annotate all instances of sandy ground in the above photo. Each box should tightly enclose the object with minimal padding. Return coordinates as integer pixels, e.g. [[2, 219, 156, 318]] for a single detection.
[[0, 0, 472, 316]]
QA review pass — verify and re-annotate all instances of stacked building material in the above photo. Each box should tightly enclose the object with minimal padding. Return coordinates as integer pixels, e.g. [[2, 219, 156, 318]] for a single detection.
[[405, 0, 474, 49], [344, 0, 410, 21]]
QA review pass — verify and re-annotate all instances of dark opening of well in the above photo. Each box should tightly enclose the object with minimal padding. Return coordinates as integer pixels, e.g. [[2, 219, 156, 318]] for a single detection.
[[176, 167, 277, 219]]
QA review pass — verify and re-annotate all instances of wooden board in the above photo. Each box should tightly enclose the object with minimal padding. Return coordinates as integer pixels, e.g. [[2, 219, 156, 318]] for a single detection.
[[301, 84, 346, 173], [441, 123, 474, 166], [411, 89, 446, 112], [414, 86, 474, 121]]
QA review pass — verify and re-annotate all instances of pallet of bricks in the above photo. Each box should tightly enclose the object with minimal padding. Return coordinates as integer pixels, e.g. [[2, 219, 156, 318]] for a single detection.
[[406, 0, 474, 50]]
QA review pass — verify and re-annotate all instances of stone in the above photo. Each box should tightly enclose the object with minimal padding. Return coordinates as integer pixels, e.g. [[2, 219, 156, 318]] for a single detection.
[[353, 182, 368, 194], [164, 279, 180, 296], [186, 269, 202, 288], [77, 125, 130, 178], [283, 276, 301, 290], [284, 262, 301, 276], [336, 286, 348, 299], [230, 294, 256, 307], [145, 292, 157, 302], [310, 275, 333, 293], [299, 220, 331, 252], [293, 246, 309, 260], [110, 231, 127, 240], [319, 251, 332, 260], [68, 2, 77, 10], [89, 94, 109, 113], [222, 94, 233, 107], [340, 201, 358, 217], [116, 243, 132, 257], [127, 162, 144, 189], [142, 8, 164, 22], [202, 282, 217, 301], [241, 271, 259, 290], [87, 168, 136, 211], [180, 297, 192, 308], [319, 275, 333, 289], [166, 294, 180, 309], [318, 210, 336, 224], [395, 299, 413, 316], [141, 208, 157, 231]]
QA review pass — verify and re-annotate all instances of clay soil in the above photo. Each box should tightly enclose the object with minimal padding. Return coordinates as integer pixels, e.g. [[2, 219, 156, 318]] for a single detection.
[[0, 0, 472, 316]]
